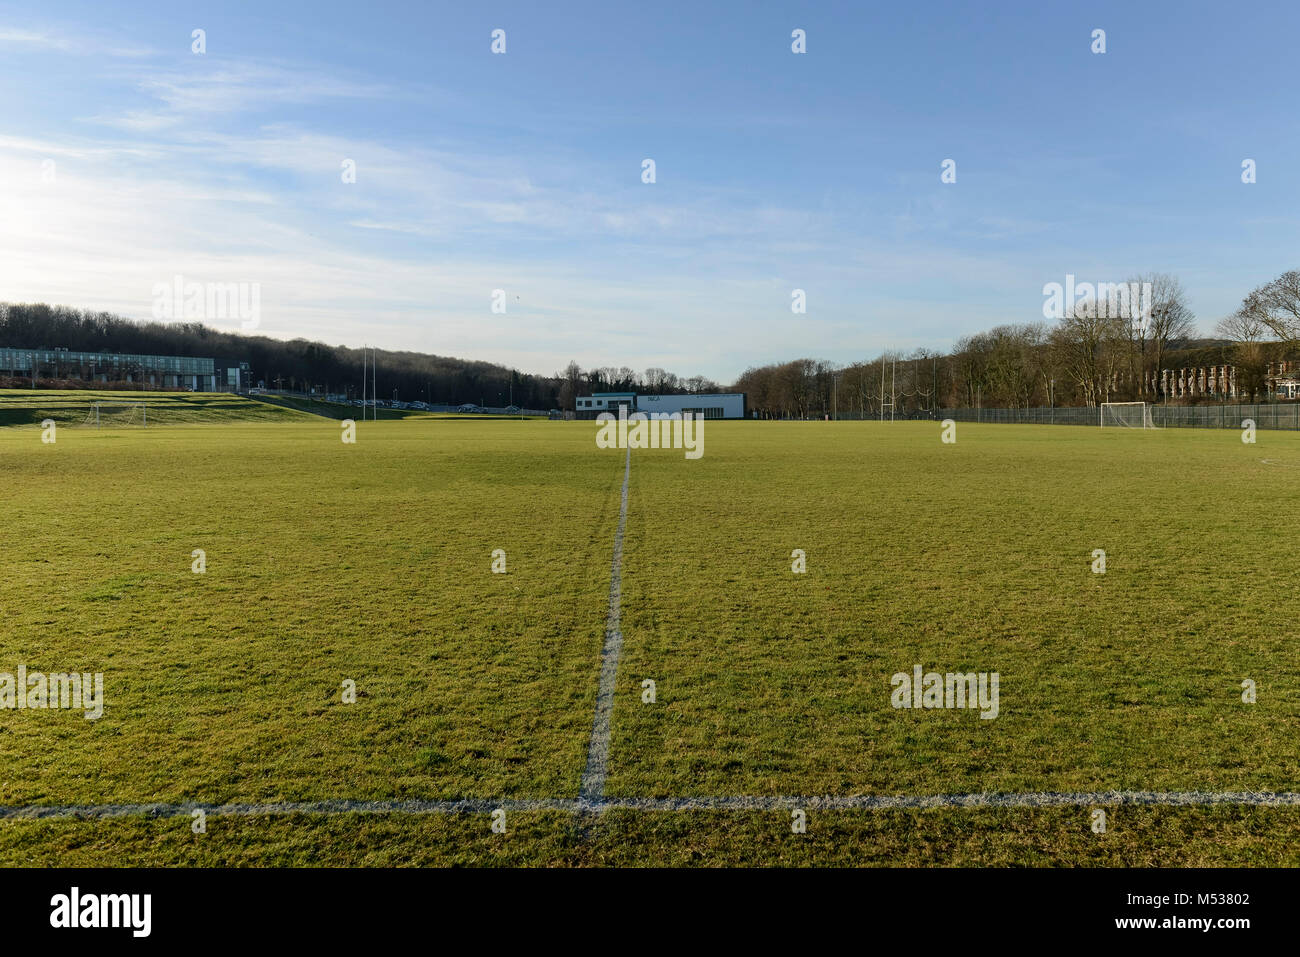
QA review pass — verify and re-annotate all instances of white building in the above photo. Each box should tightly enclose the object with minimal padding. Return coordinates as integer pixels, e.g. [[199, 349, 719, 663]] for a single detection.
[[576, 392, 746, 419], [575, 392, 637, 415]]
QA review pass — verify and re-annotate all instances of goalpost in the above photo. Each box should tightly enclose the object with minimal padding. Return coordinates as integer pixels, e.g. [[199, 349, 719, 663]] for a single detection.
[[82, 401, 147, 428], [1099, 401, 1157, 429]]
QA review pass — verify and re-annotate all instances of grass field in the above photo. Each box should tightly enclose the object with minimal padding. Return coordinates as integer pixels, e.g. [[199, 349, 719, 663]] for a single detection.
[[0, 389, 312, 427], [0, 389, 543, 425], [2, 396, 1298, 865]]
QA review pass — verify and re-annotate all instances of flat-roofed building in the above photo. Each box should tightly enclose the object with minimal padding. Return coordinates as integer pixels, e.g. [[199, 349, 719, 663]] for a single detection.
[[575, 392, 746, 419], [575, 392, 637, 416], [0, 347, 247, 392], [635, 392, 746, 419]]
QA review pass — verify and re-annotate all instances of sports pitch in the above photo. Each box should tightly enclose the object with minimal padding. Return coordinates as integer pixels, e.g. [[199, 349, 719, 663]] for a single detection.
[[2, 399, 1299, 865]]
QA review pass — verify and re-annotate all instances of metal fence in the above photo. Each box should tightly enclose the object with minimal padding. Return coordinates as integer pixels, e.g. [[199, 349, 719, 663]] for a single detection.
[[939, 403, 1300, 430]]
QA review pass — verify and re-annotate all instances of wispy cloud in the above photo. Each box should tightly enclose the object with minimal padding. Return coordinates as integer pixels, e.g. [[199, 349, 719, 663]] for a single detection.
[[0, 24, 153, 57], [3, 5, 1290, 377], [134, 62, 396, 115], [0, 28, 73, 50]]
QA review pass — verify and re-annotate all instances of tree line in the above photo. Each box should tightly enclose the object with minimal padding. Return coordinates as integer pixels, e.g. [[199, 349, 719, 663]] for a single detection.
[[0, 303, 718, 409], [737, 270, 1300, 418], [6, 269, 1298, 413]]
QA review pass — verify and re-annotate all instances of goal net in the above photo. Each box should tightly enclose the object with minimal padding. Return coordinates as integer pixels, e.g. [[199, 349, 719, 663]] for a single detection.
[[1099, 401, 1156, 429], [81, 402, 147, 428]]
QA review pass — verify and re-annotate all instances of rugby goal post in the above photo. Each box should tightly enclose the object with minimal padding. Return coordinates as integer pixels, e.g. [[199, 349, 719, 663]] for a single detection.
[[82, 401, 147, 428], [1099, 401, 1156, 429]]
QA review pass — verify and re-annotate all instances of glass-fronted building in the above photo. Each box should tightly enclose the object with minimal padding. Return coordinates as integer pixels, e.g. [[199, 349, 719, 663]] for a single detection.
[[0, 347, 247, 392], [575, 392, 746, 419]]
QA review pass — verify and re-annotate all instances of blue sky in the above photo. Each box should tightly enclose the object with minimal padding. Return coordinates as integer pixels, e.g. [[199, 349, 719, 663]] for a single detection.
[[1, 1, 1297, 381]]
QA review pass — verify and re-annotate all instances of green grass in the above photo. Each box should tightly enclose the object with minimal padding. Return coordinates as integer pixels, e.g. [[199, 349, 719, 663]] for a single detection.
[[250, 394, 541, 420], [0, 389, 311, 426], [0, 415, 613, 808], [2, 411, 1298, 865], [245, 393, 425, 420], [2, 807, 1298, 867], [611, 422, 1300, 801], [0, 387, 543, 427]]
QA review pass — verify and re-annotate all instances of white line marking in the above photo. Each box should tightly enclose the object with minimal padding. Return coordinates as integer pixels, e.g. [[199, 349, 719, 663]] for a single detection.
[[3, 792, 1299, 821], [7, 422, 1297, 825], [579, 442, 631, 805], [600, 791, 1300, 811]]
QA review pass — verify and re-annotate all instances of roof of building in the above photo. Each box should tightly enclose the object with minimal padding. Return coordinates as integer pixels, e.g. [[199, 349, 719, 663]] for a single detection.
[[638, 392, 745, 399]]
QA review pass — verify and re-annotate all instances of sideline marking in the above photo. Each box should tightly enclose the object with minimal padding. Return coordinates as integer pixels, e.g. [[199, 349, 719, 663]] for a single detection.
[[578, 442, 631, 805], [4, 791, 1299, 821]]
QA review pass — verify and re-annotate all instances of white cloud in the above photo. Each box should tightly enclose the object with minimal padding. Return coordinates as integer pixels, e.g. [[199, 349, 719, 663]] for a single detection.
[[0, 24, 153, 57], [132, 62, 395, 115], [0, 28, 1037, 379]]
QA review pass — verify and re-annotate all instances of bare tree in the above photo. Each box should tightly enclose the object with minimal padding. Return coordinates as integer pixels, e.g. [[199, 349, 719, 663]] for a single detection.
[[1216, 298, 1272, 400], [1051, 301, 1126, 407], [953, 333, 991, 407], [1118, 273, 1195, 398], [1144, 274, 1196, 398], [558, 360, 583, 410], [1242, 270, 1300, 345], [983, 324, 1045, 408]]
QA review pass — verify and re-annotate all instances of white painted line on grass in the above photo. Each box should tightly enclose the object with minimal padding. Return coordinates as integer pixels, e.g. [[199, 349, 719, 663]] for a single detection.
[[579, 442, 631, 805], [4, 791, 1299, 822], [600, 791, 1300, 811]]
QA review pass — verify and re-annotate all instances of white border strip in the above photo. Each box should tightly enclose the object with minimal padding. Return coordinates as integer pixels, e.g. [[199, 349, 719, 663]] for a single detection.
[[3, 791, 1299, 821], [578, 442, 631, 804]]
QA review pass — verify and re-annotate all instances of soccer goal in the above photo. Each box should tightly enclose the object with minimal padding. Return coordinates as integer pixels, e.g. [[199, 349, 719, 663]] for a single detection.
[[82, 401, 147, 428], [1099, 401, 1157, 429]]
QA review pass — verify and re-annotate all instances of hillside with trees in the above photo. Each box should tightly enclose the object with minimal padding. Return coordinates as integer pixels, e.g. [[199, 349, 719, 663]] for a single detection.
[[6, 268, 1298, 414], [0, 303, 718, 409], [736, 270, 1300, 418]]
